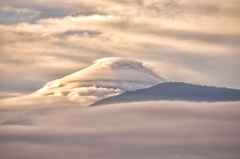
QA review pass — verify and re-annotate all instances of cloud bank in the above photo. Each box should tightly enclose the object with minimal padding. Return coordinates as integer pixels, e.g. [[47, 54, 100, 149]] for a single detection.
[[0, 100, 239, 159]]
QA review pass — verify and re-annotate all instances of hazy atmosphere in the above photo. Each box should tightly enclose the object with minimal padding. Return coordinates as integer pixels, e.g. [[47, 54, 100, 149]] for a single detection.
[[1, 0, 240, 97], [1, 1, 240, 159]]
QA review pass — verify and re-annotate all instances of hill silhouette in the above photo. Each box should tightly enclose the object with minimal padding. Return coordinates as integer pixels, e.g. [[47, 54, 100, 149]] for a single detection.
[[91, 82, 240, 106]]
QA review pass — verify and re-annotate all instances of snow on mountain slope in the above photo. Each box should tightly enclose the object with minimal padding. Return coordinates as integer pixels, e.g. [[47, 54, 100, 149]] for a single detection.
[[33, 57, 165, 105]]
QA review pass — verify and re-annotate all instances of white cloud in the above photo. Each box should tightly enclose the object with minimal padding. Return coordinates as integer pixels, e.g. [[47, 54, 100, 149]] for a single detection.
[[33, 57, 165, 104]]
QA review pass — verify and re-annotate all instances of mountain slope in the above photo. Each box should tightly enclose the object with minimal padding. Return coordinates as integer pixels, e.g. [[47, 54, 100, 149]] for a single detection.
[[91, 82, 240, 106]]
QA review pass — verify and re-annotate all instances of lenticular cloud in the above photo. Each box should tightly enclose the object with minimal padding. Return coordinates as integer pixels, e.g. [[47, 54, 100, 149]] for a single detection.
[[33, 57, 165, 105]]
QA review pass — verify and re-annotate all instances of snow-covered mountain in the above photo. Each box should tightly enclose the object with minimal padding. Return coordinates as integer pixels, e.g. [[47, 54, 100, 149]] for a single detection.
[[33, 57, 166, 105]]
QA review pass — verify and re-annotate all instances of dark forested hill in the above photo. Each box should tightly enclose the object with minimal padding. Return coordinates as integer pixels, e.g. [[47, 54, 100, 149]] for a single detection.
[[91, 82, 240, 106]]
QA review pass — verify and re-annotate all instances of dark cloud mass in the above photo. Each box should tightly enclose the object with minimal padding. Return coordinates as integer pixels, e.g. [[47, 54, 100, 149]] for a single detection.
[[0, 100, 240, 159]]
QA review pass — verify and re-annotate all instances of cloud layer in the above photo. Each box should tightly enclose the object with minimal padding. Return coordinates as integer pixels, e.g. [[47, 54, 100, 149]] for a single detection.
[[0, 0, 240, 97], [0, 99, 240, 159]]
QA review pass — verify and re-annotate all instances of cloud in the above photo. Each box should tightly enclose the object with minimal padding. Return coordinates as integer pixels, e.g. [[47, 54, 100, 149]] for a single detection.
[[0, 99, 239, 159], [32, 58, 165, 104], [0, 91, 24, 100], [0, 1, 239, 157], [0, 0, 240, 96], [0, 5, 41, 24]]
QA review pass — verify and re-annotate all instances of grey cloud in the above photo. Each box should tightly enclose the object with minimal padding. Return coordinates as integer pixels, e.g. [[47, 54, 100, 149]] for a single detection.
[[0, 1, 119, 23], [0, 76, 47, 92], [56, 30, 102, 38], [141, 49, 240, 89], [0, 5, 41, 24], [153, 29, 240, 49], [0, 91, 25, 100], [110, 22, 240, 50], [1, 117, 33, 126], [118, 27, 240, 50], [0, 3, 84, 23], [146, 0, 220, 16], [0, 55, 25, 65], [115, 0, 144, 6], [34, 3, 101, 20], [0, 0, 237, 20]]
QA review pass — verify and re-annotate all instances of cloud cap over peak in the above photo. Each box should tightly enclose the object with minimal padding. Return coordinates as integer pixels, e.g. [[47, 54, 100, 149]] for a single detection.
[[33, 57, 165, 105]]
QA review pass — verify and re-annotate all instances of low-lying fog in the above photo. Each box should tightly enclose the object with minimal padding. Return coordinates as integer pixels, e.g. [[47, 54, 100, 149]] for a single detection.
[[0, 98, 239, 159]]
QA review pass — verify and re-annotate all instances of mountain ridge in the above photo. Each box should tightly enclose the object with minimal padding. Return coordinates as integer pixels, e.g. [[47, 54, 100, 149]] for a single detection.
[[90, 82, 240, 106]]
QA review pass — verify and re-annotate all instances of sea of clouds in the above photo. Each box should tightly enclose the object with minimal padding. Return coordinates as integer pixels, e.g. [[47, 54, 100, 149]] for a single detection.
[[0, 98, 239, 159]]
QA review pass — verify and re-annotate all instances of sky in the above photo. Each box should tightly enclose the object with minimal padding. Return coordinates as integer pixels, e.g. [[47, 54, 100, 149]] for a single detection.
[[0, 0, 240, 97]]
